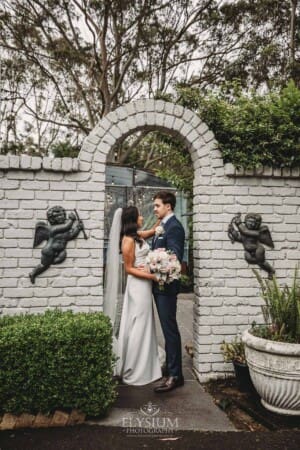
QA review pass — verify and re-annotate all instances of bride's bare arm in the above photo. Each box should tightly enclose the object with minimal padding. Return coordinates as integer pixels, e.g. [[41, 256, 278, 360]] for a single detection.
[[138, 219, 161, 239], [122, 236, 157, 281]]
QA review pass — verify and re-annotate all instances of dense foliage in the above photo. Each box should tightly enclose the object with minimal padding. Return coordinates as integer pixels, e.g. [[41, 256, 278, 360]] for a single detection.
[[221, 337, 246, 364], [177, 81, 300, 169], [126, 129, 193, 193], [0, 0, 223, 153], [126, 81, 300, 195], [1, 1, 299, 155], [216, 0, 300, 90], [252, 267, 300, 343], [0, 310, 117, 416]]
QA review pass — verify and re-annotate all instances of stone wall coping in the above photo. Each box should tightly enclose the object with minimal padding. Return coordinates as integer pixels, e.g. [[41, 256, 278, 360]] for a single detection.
[[2, 155, 300, 179], [225, 163, 300, 178], [0, 155, 80, 172]]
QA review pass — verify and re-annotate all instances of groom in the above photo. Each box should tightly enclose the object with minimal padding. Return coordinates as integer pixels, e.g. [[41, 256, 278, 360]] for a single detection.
[[152, 191, 185, 393]]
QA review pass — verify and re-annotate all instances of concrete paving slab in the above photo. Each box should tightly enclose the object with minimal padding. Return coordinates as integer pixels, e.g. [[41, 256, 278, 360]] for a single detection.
[[87, 379, 235, 431], [88, 294, 235, 432]]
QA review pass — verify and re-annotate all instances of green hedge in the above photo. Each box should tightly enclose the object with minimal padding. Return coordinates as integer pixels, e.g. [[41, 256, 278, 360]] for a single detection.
[[176, 81, 300, 169], [0, 310, 117, 416]]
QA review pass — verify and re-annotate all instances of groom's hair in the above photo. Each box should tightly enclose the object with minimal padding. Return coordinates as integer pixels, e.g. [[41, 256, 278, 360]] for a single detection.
[[154, 191, 176, 210]]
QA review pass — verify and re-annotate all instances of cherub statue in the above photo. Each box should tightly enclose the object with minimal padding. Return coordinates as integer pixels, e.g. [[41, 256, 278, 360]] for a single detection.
[[228, 212, 275, 278], [29, 206, 86, 284]]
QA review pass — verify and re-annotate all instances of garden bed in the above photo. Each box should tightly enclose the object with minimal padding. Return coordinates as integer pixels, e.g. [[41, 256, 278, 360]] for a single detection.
[[203, 378, 300, 431]]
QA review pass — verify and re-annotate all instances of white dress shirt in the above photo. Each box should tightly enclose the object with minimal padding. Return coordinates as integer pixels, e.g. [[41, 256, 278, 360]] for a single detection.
[[161, 212, 174, 225]]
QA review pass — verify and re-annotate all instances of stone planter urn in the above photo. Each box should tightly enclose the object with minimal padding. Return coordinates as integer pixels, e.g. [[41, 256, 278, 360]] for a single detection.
[[242, 329, 300, 415]]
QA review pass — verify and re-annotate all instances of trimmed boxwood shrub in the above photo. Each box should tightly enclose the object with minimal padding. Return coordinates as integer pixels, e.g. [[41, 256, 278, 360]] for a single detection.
[[0, 309, 117, 416]]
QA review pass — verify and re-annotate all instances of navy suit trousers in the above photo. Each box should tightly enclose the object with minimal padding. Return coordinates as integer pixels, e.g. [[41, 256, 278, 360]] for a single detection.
[[154, 291, 183, 379]]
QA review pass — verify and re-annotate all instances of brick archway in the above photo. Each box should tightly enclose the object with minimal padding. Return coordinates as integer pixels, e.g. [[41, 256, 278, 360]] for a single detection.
[[1, 99, 298, 381], [79, 99, 222, 382]]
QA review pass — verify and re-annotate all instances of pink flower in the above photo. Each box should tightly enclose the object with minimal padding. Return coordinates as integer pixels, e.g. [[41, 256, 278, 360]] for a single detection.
[[145, 249, 182, 287]]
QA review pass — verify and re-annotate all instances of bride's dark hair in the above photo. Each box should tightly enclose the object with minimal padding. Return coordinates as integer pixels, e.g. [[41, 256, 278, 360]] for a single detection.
[[120, 206, 143, 250]]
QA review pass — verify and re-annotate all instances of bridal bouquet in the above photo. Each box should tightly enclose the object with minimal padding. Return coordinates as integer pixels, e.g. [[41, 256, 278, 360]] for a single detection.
[[146, 248, 181, 289]]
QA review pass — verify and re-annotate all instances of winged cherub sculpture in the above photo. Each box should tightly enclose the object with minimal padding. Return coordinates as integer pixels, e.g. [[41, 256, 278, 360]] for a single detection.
[[228, 212, 275, 278], [29, 206, 86, 284]]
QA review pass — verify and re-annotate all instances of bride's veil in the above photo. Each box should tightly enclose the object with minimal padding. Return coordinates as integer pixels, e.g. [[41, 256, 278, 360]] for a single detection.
[[103, 206, 166, 371], [103, 207, 124, 339]]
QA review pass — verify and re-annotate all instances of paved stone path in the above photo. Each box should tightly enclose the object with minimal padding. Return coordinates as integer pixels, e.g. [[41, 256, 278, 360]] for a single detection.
[[88, 294, 235, 432]]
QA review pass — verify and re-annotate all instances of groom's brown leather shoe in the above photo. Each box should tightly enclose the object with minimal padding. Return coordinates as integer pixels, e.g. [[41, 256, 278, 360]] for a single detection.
[[154, 376, 184, 393]]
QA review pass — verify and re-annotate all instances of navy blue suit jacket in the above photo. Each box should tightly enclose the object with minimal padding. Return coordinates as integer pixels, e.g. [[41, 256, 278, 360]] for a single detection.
[[152, 215, 185, 295]]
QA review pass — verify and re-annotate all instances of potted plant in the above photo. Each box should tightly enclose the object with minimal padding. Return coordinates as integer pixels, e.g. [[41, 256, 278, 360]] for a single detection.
[[221, 337, 254, 392], [242, 268, 300, 415]]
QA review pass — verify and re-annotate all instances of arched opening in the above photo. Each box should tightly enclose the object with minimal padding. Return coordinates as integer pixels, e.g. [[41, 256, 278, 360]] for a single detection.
[[79, 99, 221, 381]]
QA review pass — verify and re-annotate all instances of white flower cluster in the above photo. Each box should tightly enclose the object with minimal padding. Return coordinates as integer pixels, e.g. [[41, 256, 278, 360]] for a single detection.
[[146, 248, 181, 289], [155, 225, 165, 237]]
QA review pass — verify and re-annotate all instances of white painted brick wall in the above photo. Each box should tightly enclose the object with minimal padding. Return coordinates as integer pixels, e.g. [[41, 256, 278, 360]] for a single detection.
[[193, 163, 300, 381], [1, 99, 300, 383], [0, 154, 102, 318]]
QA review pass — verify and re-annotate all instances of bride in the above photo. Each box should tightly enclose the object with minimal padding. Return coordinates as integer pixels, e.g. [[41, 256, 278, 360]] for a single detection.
[[103, 206, 163, 385]]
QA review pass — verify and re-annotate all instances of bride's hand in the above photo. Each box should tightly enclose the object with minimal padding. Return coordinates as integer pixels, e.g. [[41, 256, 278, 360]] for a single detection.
[[136, 266, 156, 280], [152, 219, 161, 230], [137, 265, 151, 273], [151, 274, 159, 282]]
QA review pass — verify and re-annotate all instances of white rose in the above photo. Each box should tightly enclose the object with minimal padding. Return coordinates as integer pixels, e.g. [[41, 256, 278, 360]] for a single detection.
[[155, 225, 164, 237]]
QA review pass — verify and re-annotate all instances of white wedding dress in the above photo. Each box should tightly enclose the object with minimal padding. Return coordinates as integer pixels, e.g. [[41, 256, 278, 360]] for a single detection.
[[113, 240, 162, 385]]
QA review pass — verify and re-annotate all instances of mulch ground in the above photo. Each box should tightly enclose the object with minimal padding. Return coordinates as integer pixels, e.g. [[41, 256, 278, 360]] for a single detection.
[[203, 378, 300, 431]]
